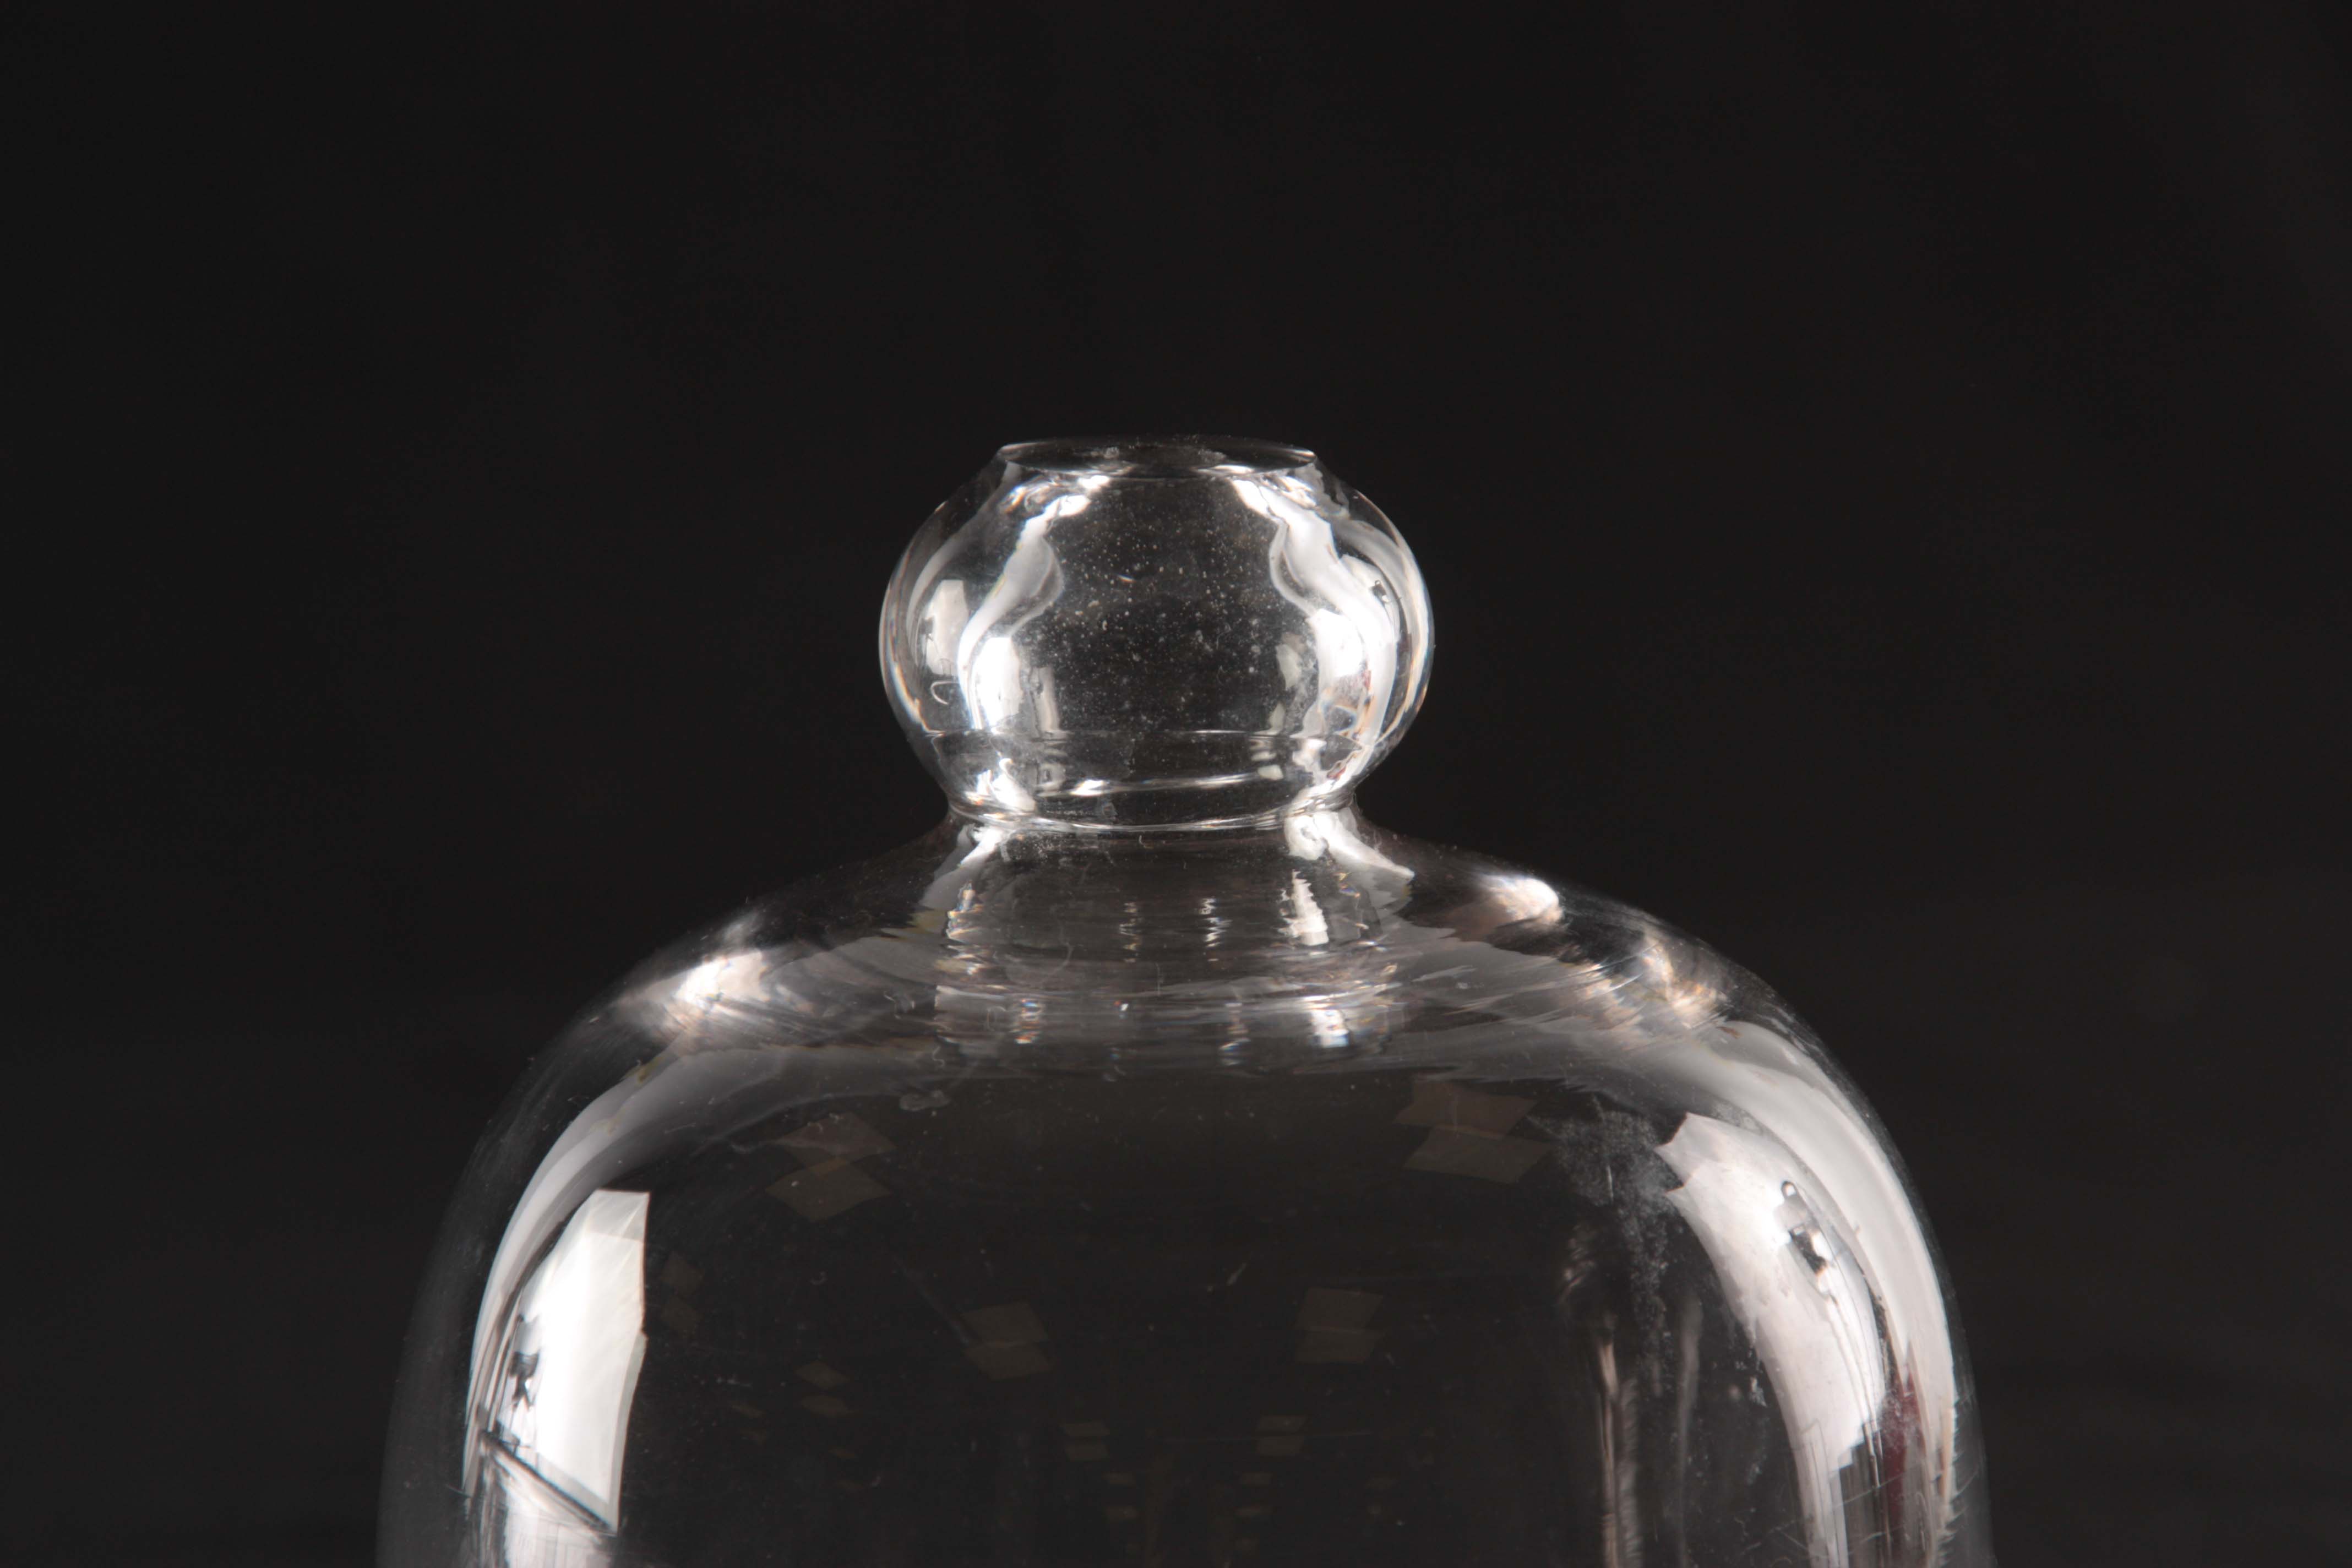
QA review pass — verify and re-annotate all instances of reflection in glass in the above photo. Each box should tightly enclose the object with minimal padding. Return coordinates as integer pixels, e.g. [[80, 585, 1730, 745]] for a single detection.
[[381, 438, 1992, 1566], [480, 1189, 649, 1531]]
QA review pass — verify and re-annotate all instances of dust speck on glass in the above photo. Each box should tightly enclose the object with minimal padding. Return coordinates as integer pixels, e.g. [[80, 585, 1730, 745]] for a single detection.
[[380, 437, 1993, 1566]]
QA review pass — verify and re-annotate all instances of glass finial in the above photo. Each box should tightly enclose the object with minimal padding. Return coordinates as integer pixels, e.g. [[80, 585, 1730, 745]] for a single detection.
[[881, 437, 1432, 827]]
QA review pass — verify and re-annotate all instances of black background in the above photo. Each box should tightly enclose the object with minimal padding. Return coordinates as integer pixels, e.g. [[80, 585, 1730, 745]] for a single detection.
[[10, 3, 2351, 1563]]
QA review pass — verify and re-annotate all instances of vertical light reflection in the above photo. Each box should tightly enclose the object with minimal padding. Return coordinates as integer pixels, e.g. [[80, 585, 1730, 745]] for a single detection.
[[918, 578, 969, 674], [499, 1189, 650, 1529], [1592, 1319, 1643, 1568], [1643, 1019, 1961, 1547], [950, 473, 1105, 743], [1238, 482, 1398, 773], [1283, 873, 1331, 946], [1660, 1117, 1887, 1566], [956, 513, 1066, 735]]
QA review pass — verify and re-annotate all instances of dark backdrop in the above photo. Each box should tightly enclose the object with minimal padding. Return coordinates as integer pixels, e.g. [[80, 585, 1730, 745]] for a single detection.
[[10, 3, 2350, 1564]]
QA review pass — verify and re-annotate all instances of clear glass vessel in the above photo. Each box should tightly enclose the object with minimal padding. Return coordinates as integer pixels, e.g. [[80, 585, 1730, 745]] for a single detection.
[[381, 437, 1992, 1566]]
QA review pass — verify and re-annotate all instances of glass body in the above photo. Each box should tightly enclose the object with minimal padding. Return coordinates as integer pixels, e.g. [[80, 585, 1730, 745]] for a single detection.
[[382, 439, 1991, 1566]]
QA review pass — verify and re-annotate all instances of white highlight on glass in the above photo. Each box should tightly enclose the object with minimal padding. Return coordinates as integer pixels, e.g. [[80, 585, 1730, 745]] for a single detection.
[[501, 1189, 650, 1528]]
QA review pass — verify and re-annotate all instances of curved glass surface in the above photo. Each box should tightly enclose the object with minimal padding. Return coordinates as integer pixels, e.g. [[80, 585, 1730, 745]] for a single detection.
[[880, 437, 1430, 829], [381, 439, 1991, 1566]]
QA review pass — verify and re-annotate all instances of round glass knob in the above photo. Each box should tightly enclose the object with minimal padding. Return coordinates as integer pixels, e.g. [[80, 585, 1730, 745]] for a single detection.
[[881, 437, 1431, 827]]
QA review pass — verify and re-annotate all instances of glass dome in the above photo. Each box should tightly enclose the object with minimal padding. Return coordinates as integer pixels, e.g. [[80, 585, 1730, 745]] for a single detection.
[[381, 437, 1992, 1566]]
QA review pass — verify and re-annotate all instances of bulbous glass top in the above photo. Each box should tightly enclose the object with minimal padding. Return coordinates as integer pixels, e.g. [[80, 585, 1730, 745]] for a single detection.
[[381, 440, 1991, 1568], [881, 438, 1431, 827]]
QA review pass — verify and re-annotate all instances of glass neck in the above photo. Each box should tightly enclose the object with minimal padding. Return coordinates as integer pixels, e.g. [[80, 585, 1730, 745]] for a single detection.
[[945, 791, 1369, 841]]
